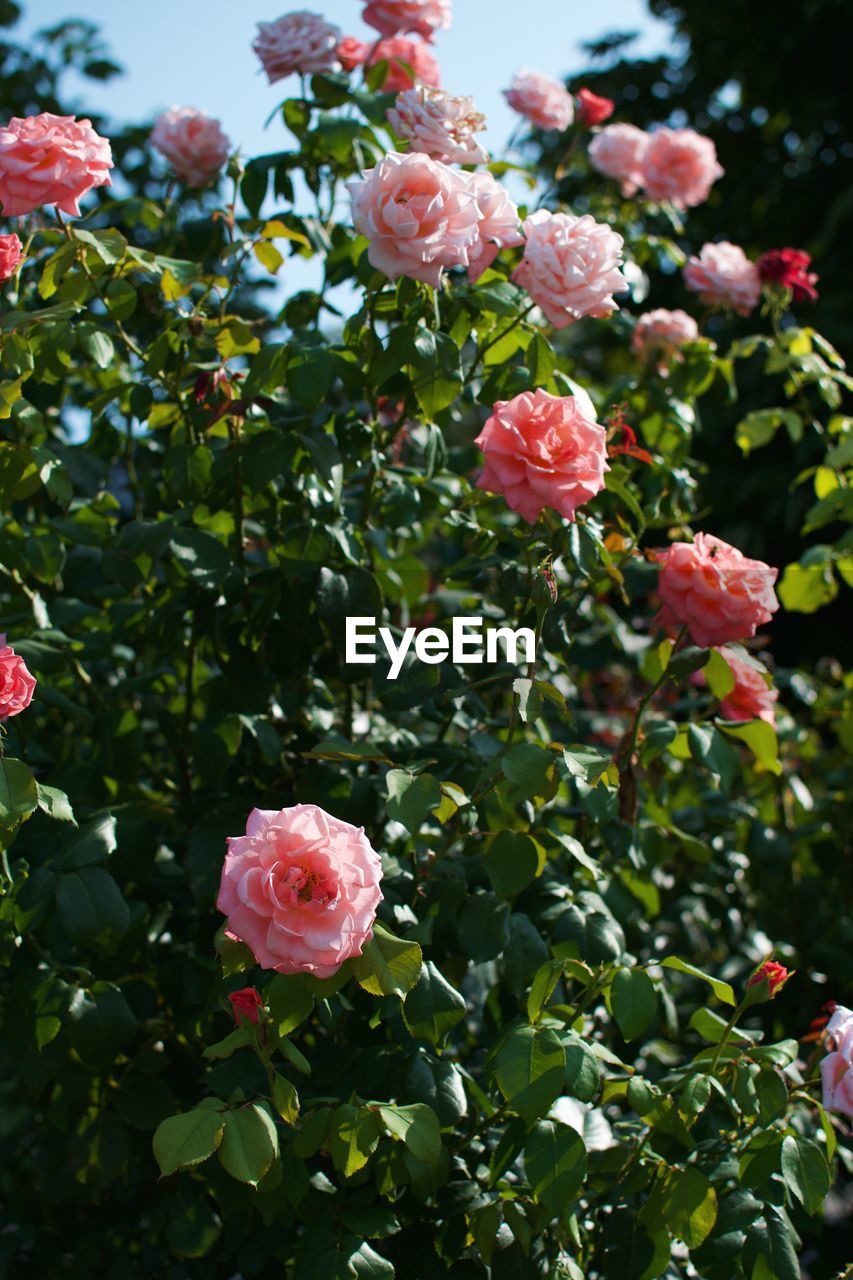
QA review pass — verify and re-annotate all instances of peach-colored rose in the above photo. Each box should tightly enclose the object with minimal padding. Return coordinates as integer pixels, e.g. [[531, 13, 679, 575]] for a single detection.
[[653, 533, 779, 649], [150, 108, 230, 188], [348, 150, 480, 286], [641, 127, 723, 209], [0, 233, 23, 283], [368, 36, 441, 91], [465, 171, 523, 282], [253, 11, 342, 83], [0, 113, 112, 217], [632, 307, 699, 372], [363, 0, 451, 41], [336, 36, 369, 71], [683, 242, 761, 316], [217, 804, 383, 978], [475, 388, 609, 524], [821, 1052, 853, 1120], [588, 123, 649, 196], [827, 1005, 853, 1060], [387, 87, 488, 165], [716, 647, 778, 724], [512, 209, 628, 330], [504, 70, 574, 132], [0, 637, 36, 718]]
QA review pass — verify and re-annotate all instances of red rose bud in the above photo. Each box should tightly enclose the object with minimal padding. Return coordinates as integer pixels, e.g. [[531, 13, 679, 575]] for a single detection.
[[228, 987, 264, 1025], [757, 248, 818, 304], [747, 960, 792, 999], [575, 88, 615, 128]]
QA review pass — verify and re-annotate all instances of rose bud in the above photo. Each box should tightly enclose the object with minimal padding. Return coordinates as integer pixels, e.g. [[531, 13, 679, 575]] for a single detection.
[[575, 87, 615, 128], [228, 987, 264, 1026], [746, 960, 792, 1000]]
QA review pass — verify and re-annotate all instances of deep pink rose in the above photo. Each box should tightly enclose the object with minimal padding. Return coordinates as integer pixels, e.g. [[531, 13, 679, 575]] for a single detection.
[[0, 113, 112, 217], [475, 388, 609, 524], [253, 11, 342, 83], [588, 123, 648, 196], [641, 127, 723, 209], [336, 36, 369, 71], [0, 638, 36, 719], [387, 88, 488, 165], [632, 307, 699, 372], [575, 88, 615, 128], [757, 248, 819, 303], [653, 533, 779, 648], [821, 1052, 853, 1120], [0, 233, 24, 283], [363, 0, 451, 41], [217, 804, 383, 978], [367, 36, 441, 90], [746, 960, 791, 998], [348, 151, 480, 286], [229, 987, 264, 1025], [512, 209, 627, 330], [465, 171, 523, 282], [826, 1005, 853, 1060], [683, 242, 761, 316], [504, 70, 574, 132], [150, 108, 231, 187]]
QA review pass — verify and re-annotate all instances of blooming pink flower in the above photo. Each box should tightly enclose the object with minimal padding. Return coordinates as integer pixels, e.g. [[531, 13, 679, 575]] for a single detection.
[[504, 70, 574, 132], [684, 242, 761, 316], [588, 123, 648, 196], [575, 88, 615, 128], [0, 233, 23, 283], [363, 0, 451, 41], [512, 209, 628, 329], [217, 804, 383, 978], [253, 11, 342, 83], [368, 36, 441, 90], [348, 150, 480, 286], [632, 308, 699, 372], [758, 248, 819, 303], [387, 87, 488, 165], [821, 1051, 853, 1120], [714, 646, 778, 724], [229, 987, 264, 1025], [336, 36, 369, 71], [0, 638, 36, 719], [827, 1005, 853, 1060], [150, 108, 230, 187], [641, 127, 723, 209], [0, 113, 112, 217], [465, 171, 523, 282], [653, 533, 779, 649], [475, 388, 609, 524]]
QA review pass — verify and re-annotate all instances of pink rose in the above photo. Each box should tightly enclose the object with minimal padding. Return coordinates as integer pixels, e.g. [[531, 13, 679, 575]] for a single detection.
[[368, 36, 441, 91], [821, 1052, 853, 1121], [336, 36, 369, 71], [653, 533, 779, 649], [347, 151, 480, 286], [641, 127, 723, 209], [0, 232, 24, 283], [465, 171, 523, 282], [716, 647, 778, 725], [363, 0, 451, 41], [504, 70, 574, 132], [0, 113, 112, 217], [588, 123, 648, 196], [512, 209, 628, 329], [0, 638, 36, 719], [632, 307, 699, 372], [217, 804, 383, 978], [826, 1004, 853, 1060], [150, 108, 231, 187], [575, 88, 615, 128], [387, 88, 488, 165], [252, 11, 342, 83], [475, 388, 609, 524], [683, 242, 761, 316]]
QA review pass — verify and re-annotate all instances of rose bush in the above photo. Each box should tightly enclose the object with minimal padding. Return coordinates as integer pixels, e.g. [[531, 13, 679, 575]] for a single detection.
[[0, 5, 850, 1279]]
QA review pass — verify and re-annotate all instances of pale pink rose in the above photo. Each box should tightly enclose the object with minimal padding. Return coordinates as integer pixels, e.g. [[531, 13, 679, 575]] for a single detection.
[[368, 36, 441, 91], [0, 113, 112, 217], [465, 171, 523, 282], [653, 533, 779, 648], [0, 637, 36, 718], [827, 1005, 853, 1061], [347, 151, 480, 286], [684, 242, 761, 316], [821, 1052, 853, 1121], [694, 646, 778, 724], [253, 11, 342, 83], [475, 388, 609, 524], [504, 70, 574, 132], [150, 108, 230, 187], [632, 307, 699, 372], [588, 123, 649, 196], [512, 209, 628, 329], [387, 88, 488, 165], [0, 233, 24, 282], [363, 0, 451, 41], [641, 127, 723, 209], [337, 36, 369, 71], [217, 804, 383, 978]]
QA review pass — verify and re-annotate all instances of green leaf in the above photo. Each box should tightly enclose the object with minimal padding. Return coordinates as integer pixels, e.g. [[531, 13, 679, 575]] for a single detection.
[[218, 1105, 278, 1185], [408, 329, 462, 418], [378, 1103, 442, 1163], [55, 867, 129, 950], [527, 959, 566, 1023], [524, 1120, 587, 1213], [403, 961, 466, 1044], [153, 1107, 225, 1177], [495, 1025, 566, 1126], [735, 409, 800, 455], [781, 1135, 830, 1215], [660, 1167, 718, 1247], [777, 551, 838, 613], [271, 1072, 300, 1125], [351, 922, 423, 998], [485, 830, 542, 899], [501, 743, 554, 800], [202, 1028, 250, 1060], [719, 719, 782, 774], [267, 975, 314, 1034], [36, 783, 76, 824], [703, 648, 736, 700], [0, 757, 38, 828], [384, 769, 441, 832], [328, 1104, 382, 1178], [661, 956, 736, 1006], [611, 968, 658, 1041]]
